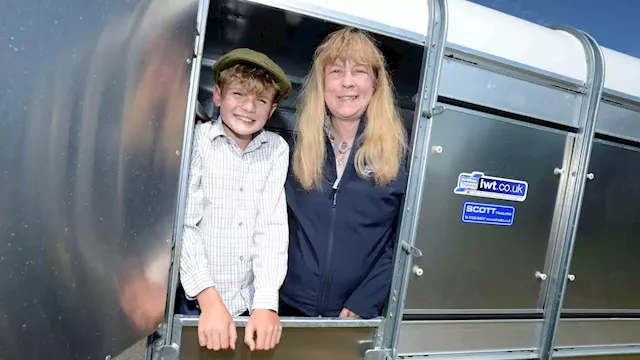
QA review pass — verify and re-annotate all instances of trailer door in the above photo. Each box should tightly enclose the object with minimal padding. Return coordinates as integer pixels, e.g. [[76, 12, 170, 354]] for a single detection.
[[0, 0, 200, 359]]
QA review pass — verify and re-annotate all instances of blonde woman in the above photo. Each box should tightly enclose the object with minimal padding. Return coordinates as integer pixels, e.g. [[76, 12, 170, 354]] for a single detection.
[[279, 27, 409, 319]]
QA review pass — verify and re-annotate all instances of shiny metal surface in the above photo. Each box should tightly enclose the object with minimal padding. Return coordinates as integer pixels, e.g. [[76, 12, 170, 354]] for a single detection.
[[555, 354, 640, 359], [538, 27, 605, 360], [382, 0, 449, 356], [555, 319, 640, 348], [404, 105, 568, 313], [162, 0, 210, 347], [595, 100, 640, 143], [177, 325, 375, 360], [0, 0, 198, 359], [439, 54, 583, 127], [563, 140, 640, 312], [397, 320, 540, 355], [177, 315, 384, 328]]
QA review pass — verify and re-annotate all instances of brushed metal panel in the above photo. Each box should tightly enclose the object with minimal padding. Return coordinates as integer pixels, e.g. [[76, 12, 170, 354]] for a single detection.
[[558, 356, 640, 360], [405, 106, 568, 312], [0, 0, 198, 359], [554, 351, 640, 359], [179, 326, 375, 359], [595, 100, 640, 144], [563, 140, 640, 312], [555, 319, 640, 348], [397, 320, 540, 355], [439, 57, 581, 127]]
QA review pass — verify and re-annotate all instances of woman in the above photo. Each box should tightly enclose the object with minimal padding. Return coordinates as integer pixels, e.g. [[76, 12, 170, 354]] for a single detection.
[[279, 27, 409, 319]]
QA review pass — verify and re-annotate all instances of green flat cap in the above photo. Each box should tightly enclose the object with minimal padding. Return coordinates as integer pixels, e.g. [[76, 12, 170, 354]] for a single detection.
[[212, 48, 292, 104]]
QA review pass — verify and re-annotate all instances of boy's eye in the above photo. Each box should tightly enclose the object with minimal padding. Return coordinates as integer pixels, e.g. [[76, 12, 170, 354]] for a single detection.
[[233, 92, 244, 96]]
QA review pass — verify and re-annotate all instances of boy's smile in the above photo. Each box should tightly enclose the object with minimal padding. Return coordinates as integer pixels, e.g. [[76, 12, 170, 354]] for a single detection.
[[213, 84, 277, 150]]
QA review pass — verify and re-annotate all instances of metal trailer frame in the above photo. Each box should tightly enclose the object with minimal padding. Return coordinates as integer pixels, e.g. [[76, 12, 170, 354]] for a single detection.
[[142, 0, 640, 359]]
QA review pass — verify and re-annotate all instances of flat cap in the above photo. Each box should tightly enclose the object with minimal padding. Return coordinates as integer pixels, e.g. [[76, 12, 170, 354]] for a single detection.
[[212, 48, 292, 104]]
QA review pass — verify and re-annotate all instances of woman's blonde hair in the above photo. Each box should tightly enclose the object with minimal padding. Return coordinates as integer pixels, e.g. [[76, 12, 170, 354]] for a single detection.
[[293, 27, 407, 190]]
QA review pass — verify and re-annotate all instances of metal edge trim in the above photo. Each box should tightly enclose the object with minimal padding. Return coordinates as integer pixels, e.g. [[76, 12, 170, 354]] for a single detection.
[[162, 0, 211, 346], [537, 25, 606, 360], [603, 87, 640, 108], [552, 345, 640, 358], [445, 42, 586, 90], [397, 351, 539, 360], [175, 315, 384, 328], [238, 0, 425, 44], [381, 0, 449, 355]]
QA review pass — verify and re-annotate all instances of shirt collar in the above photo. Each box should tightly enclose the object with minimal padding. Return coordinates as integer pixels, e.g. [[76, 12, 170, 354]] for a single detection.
[[208, 115, 269, 153]]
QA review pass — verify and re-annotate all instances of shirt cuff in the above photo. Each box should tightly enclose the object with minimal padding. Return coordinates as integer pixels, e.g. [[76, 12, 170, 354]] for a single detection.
[[181, 269, 215, 300], [251, 289, 279, 312]]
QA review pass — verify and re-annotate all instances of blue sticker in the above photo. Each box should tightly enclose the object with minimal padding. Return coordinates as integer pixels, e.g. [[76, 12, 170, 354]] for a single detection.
[[454, 171, 528, 202], [462, 201, 515, 226]]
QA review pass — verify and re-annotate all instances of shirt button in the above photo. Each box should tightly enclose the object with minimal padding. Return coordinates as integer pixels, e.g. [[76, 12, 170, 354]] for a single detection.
[[239, 222, 244, 227], [239, 187, 244, 192], [239, 256, 244, 260]]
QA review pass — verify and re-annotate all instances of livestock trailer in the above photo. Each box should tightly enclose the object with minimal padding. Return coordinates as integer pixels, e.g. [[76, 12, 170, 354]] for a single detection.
[[1, 0, 640, 359]]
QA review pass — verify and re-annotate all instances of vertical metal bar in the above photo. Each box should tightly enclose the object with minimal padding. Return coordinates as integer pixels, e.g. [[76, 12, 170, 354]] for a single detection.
[[161, 0, 211, 347], [379, 0, 449, 357], [537, 26, 605, 360]]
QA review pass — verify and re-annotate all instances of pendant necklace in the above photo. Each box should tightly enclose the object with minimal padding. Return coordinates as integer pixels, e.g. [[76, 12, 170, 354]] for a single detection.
[[336, 140, 351, 167]]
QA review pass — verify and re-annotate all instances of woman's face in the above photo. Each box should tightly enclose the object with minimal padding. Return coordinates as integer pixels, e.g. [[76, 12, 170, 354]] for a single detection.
[[323, 59, 375, 122]]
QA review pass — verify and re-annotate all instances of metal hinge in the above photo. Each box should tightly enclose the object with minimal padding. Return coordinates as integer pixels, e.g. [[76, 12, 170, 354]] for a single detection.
[[401, 241, 423, 258], [423, 105, 445, 118], [364, 348, 393, 360]]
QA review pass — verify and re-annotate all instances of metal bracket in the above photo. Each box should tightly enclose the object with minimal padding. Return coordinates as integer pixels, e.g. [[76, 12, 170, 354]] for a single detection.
[[423, 105, 445, 118], [153, 344, 180, 360], [364, 348, 393, 360], [401, 241, 423, 258]]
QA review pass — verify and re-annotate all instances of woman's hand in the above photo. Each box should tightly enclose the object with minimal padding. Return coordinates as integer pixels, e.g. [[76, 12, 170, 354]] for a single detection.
[[339, 308, 361, 318]]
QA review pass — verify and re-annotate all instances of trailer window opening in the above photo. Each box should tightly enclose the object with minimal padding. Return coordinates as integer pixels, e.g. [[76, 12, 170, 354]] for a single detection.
[[171, 0, 423, 333]]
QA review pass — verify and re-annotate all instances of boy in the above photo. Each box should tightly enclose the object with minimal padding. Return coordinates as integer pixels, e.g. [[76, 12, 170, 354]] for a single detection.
[[178, 48, 292, 352]]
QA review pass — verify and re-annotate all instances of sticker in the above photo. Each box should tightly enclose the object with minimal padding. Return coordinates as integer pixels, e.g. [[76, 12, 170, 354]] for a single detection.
[[454, 171, 528, 202], [462, 201, 515, 226]]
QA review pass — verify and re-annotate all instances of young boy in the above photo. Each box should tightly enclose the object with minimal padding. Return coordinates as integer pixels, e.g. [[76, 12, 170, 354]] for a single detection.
[[178, 48, 292, 352]]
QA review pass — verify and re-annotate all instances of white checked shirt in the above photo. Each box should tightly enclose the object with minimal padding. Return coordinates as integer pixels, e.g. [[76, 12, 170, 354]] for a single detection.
[[179, 118, 289, 316]]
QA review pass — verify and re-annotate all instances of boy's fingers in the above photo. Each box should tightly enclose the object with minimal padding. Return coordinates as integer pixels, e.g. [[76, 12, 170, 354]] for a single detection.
[[256, 327, 267, 350], [244, 324, 256, 351], [198, 328, 206, 347], [219, 327, 229, 350], [272, 326, 281, 348], [208, 330, 217, 350], [229, 322, 237, 350]]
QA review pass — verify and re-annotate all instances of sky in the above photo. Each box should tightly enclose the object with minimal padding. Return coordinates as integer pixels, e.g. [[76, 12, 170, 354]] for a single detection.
[[468, 0, 640, 59]]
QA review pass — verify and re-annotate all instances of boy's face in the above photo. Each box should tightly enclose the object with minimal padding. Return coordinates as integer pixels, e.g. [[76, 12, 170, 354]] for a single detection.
[[213, 83, 277, 143]]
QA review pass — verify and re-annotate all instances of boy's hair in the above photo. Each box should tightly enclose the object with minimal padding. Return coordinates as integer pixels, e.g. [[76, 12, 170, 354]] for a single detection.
[[217, 64, 281, 102]]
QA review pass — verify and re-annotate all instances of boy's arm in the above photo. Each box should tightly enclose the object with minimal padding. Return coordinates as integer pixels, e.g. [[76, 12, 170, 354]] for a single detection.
[[251, 138, 290, 312], [179, 125, 216, 299]]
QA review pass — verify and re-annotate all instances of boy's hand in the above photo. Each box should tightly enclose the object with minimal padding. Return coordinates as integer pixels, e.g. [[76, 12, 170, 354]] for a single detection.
[[196, 288, 237, 351], [339, 308, 360, 318], [244, 309, 282, 351]]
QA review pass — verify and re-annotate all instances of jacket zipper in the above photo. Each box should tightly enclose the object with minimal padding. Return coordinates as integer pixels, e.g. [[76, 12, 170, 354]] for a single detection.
[[316, 189, 338, 316]]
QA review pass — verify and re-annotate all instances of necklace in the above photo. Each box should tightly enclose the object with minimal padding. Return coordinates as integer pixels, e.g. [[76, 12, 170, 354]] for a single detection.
[[336, 140, 351, 166]]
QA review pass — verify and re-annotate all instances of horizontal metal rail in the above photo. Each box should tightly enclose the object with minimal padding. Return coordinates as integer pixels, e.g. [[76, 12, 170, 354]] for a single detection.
[[175, 314, 384, 328]]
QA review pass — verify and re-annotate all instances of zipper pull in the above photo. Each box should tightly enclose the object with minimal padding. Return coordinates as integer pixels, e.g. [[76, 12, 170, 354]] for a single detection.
[[332, 191, 338, 206]]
